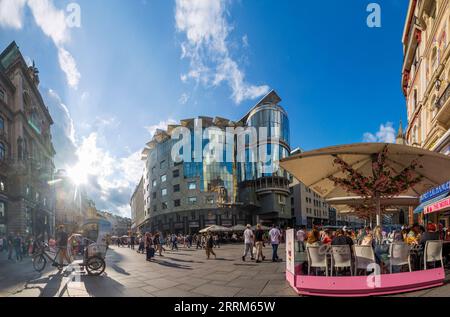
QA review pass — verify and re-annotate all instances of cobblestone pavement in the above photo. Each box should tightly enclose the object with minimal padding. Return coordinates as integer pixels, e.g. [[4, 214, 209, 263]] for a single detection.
[[1, 245, 449, 297], [0, 244, 295, 297]]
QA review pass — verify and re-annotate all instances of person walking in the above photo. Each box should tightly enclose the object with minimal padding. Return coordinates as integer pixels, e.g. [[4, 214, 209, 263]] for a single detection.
[[296, 226, 306, 252], [196, 234, 202, 249], [153, 233, 163, 256], [13, 233, 23, 262], [255, 224, 266, 263], [205, 233, 216, 260], [242, 224, 255, 261], [213, 234, 220, 248], [269, 224, 282, 262], [171, 234, 178, 251], [130, 234, 135, 250], [55, 225, 70, 268], [145, 233, 155, 261], [7, 233, 13, 260]]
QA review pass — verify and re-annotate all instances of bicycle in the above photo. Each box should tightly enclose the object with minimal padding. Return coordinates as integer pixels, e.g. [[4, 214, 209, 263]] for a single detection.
[[32, 239, 107, 276]]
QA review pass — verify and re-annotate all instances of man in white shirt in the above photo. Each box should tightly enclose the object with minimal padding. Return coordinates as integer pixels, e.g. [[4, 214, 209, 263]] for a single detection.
[[242, 224, 255, 261], [296, 225, 306, 252], [269, 224, 282, 262]]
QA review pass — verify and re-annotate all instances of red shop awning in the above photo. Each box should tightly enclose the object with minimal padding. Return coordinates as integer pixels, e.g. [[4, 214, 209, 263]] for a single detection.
[[424, 197, 450, 215]]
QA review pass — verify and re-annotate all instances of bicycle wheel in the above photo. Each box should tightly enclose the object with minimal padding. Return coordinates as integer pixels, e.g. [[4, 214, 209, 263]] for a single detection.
[[32, 254, 47, 272], [85, 256, 105, 276]]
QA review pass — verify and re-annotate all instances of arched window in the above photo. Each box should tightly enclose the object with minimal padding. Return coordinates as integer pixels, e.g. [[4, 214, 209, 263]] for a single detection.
[[0, 142, 5, 160], [0, 116, 4, 133]]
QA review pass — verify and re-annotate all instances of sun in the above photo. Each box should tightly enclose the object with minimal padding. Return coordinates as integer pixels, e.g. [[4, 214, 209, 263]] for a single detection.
[[67, 163, 89, 185]]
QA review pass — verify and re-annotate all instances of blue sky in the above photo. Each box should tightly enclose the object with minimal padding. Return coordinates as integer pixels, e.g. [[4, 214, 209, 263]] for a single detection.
[[0, 0, 408, 217]]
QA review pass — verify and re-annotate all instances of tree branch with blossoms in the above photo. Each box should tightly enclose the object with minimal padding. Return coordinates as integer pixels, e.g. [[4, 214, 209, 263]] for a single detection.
[[328, 146, 424, 200]]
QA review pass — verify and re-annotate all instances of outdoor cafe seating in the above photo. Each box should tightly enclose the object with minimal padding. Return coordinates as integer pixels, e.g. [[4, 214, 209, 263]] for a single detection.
[[303, 240, 444, 277]]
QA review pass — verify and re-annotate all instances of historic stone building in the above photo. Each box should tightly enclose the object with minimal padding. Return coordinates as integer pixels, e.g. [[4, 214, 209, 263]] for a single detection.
[[402, 0, 450, 152], [402, 0, 450, 223], [0, 42, 56, 237], [135, 90, 292, 234], [130, 176, 145, 233]]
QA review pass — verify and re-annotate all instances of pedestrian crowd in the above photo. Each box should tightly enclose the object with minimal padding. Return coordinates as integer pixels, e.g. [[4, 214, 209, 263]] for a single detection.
[[0, 233, 35, 262]]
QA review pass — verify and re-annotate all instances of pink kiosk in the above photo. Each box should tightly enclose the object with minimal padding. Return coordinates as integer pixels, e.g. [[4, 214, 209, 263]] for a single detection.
[[285, 229, 445, 297]]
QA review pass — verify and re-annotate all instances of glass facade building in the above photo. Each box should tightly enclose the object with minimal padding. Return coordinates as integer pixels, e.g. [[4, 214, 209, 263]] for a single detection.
[[137, 90, 292, 234]]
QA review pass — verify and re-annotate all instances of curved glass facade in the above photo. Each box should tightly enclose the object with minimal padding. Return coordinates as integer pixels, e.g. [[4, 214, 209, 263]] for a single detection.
[[246, 104, 290, 145], [240, 103, 291, 181]]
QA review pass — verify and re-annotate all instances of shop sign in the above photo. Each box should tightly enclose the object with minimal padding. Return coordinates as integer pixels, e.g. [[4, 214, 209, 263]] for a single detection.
[[221, 220, 232, 226], [425, 197, 450, 215], [189, 221, 199, 228], [420, 181, 450, 203]]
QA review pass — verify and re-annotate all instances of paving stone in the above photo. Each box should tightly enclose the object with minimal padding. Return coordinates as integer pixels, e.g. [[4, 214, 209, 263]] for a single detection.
[[190, 284, 242, 297], [143, 278, 180, 289]]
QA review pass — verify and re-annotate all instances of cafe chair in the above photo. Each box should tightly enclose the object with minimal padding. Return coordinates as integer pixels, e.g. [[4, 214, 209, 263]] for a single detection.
[[306, 246, 329, 276], [331, 245, 353, 276], [424, 240, 444, 270], [353, 245, 376, 275], [389, 242, 411, 273]]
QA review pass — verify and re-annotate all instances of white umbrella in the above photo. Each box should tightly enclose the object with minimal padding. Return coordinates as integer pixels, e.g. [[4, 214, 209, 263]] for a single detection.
[[281, 143, 450, 226], [199, 225, 230, 233], [230, 224, 247, 232], [251, 225, 270, 231]]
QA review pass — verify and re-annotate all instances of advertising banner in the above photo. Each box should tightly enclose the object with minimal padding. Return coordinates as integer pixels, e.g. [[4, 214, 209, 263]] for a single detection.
[[285, 229, 295, 274]]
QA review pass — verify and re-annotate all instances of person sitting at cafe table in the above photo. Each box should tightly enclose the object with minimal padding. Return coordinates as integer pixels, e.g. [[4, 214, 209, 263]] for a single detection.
[[321, 230, 332, 245], [406, 223, 421, 245], [419, 223, 440, 247], [331, 229, 354, 246], [306, 229, 322, 247]]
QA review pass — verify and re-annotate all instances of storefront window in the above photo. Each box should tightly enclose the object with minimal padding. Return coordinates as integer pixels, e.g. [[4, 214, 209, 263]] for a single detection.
[[0, 201, 5, 217], [0, 116, 4, 132], [0, 142, 5, 160]]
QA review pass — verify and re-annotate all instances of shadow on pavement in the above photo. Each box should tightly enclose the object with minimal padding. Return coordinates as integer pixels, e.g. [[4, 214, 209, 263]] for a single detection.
[[152, 259, 193, 270], [162, 256, 204, 264], [14, 270, 71, 297], [110, 263, 130, 276], [82, 275, 124, 297]]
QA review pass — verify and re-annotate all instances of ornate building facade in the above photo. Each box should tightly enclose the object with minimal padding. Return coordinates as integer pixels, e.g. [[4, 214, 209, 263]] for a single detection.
[[0, 42, 56, 237], [402, 0, 450, 153]]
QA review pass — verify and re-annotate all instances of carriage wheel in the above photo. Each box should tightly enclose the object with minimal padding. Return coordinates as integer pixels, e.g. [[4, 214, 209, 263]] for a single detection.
[[85, 256, 105, 276], [32, 254, 47, 272]]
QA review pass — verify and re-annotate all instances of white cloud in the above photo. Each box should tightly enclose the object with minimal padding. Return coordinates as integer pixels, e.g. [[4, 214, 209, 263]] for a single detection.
[[58, 47, 81, 89], [27, 0, 69, 45], [0, 0, 81, 89], [179, 92, 190, 105], [47, 89, 76, 143], [0, 0, 27, 29], [175, 0, 269, 104], [145, 119, 178, 137], [242, 34, 249, 48], [363, 122, 396, 143]]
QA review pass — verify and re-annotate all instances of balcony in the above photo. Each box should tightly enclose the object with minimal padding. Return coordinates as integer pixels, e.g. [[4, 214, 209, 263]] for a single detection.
[[435, 83, 450, 125], [255, 176, 290, 196]]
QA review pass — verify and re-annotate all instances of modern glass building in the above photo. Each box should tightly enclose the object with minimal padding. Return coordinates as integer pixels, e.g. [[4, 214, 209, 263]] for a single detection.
[[136, 90, 291, 234]]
